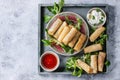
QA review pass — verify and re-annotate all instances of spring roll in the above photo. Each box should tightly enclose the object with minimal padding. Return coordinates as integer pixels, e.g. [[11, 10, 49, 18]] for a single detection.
[[90, 26, 105, 42], [54, 21, 67, 39], [62, 27, 78, 45], [91, 55, 97, 73], [68, 31, 81, 48], [58, 26, 71, 42], [48, 18, 63, 35], [74, 34, 86, 51], [98, 52, 106, 72], [77, 59, 93, 74], [84, 44, 102, 53]]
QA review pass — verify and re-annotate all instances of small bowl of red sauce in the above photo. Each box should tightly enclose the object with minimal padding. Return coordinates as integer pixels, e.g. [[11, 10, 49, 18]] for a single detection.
[[39, 51, 60, 72]]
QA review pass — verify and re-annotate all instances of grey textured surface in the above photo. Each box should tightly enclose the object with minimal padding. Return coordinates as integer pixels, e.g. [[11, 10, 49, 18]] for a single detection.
[[0, 0, 120, 80]]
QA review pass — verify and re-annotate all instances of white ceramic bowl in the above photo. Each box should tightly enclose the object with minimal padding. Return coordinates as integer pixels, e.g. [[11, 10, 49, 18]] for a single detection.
[[86, 7, 107, 29], [46, 12, 89, 56], [39, 51, 60, 72]]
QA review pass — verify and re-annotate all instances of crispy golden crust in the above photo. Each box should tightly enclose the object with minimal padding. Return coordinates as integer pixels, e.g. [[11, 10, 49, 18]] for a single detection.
[[77, 59, 93, 74], [74, 34, 86, 51], [54, 21, 67, 39], [68, 31, 81, 48], [98, 52, 106, 72], [57, 26, 71, 42], [62, 27, 78, 45], [48, 18, 63, 35], [84, 44, 102, 53], [90, 26, 105, 42], [91, 55, 97, 73]]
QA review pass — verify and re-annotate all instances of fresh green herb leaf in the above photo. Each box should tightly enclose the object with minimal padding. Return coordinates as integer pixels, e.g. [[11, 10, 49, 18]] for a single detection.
[[66, 57, 83, 77], [95, 33, 108, 45], [75, 18, 83, 30], [69, 48, 74, 54], [96, 8, 101, 12], [105, 60, 111, 66], [60, 44, 73, 53], [47, 0, 64, 14], [99, 19, 104, 24], [42, 39, 52, 46], [58, 0, 64, 12], [65, 16, 74, 25], [83, 54, 91, 64], [92, 16, 95, 20], [44, 15, 53, 23]]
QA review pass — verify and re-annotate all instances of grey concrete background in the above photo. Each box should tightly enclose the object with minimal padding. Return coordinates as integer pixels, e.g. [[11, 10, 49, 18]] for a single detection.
[[0, 0, 120, 80]]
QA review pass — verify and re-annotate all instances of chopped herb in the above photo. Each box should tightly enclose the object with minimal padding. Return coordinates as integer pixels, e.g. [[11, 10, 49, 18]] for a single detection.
[[92, 16, 95, 20], [99, 19, 104, 24], [105, 60, 111, 66], [96, 8, 101, 12]]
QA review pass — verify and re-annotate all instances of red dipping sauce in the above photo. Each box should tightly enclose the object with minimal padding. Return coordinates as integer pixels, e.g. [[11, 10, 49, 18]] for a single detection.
[[41, 53, 58, 69]]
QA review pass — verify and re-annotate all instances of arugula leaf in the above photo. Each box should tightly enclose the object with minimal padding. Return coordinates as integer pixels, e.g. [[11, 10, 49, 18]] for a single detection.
[[45, 0, 64, 23], [66, 57, 83, 77], [75, 18, 83, 30], [69, 48, 74, 54], [42, 39, 52, 46], [65, 16, 74, 25], [105, 60, 111, 66], [95, 33, 108, 45], [47, 0, 64, 14], [58, 0, 64, 12], [44, 15, 53, 23], [83, 54, 91, 64]]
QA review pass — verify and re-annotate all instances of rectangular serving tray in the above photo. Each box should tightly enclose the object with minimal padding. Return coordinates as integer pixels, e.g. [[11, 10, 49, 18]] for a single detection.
[[38, 4, 109, 74]]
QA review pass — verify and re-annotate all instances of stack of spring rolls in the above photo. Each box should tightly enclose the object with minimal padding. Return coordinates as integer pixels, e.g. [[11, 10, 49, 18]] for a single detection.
[[76, 26, 106, 74], [48, 18, 86, 52]]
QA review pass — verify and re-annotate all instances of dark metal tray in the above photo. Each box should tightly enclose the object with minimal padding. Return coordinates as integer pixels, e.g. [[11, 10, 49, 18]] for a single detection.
[[38, 4, 109, 74]]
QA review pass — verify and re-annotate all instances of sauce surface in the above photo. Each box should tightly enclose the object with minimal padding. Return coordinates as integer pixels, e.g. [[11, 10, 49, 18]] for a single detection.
[[42, 53, 57, 69]]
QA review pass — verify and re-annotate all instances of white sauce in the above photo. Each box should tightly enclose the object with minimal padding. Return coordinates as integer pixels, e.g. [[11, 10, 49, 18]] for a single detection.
[[87, 9, 105, 26]]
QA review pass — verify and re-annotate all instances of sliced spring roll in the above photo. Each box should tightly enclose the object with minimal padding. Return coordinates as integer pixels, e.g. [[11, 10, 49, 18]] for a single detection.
[[98, 52, 106, 72], [54, 21, 67, 39], [62, 27, 78, 45], [74, 34, 86, 51], [58, 26, 71, 42], [84, 44, 102, 53], [77, 59, 93, 74], [68, 31, 81, 48], [90, 55, 97, 73], [90, 26, 105, 42], [48, 18, 63, 35]]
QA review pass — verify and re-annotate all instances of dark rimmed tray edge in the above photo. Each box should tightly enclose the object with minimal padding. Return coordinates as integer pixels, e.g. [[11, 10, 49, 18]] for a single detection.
[[38, 4, 110, 75]]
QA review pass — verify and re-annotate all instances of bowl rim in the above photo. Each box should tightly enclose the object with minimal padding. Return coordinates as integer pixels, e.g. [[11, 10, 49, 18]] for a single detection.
[[39, 51, 60, 72], [86, 7, 107, 29], [46, 11, 89, 56]]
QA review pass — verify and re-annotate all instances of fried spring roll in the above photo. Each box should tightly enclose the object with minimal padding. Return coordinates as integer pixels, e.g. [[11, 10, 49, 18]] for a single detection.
[[48, 18, 63, 35], [68, 31, 81, 48], [77, 59, 93, 74], [90, 26, 105, 42], [91, 55, 97, 73], [62, 27, 78, 45], [98, 52, 106, 72], [74, 34, 86, 51], [54, 21, 67, 39], [84, 44, 102, 53], [58, 26, 71, 42]]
